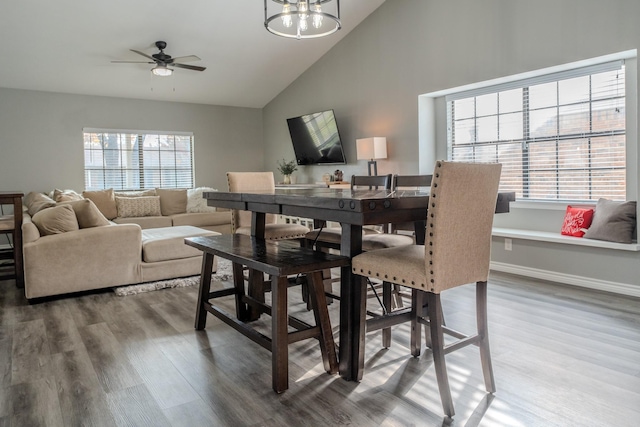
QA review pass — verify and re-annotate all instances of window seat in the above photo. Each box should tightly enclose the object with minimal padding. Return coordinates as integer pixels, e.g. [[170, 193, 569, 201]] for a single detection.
[[492, 227, 640, 252]]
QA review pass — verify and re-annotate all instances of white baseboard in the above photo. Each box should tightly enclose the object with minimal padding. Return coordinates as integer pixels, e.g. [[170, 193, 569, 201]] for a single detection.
[[490, 261, 640, 298]]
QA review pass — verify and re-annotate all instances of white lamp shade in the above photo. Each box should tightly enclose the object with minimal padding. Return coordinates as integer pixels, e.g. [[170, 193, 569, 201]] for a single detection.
[[356, 137, 387, 160], [152, 65, 173, 77]]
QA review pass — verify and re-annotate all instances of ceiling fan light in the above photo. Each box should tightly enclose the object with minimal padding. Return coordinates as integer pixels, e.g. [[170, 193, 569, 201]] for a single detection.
[[152, 65, 173, 77]]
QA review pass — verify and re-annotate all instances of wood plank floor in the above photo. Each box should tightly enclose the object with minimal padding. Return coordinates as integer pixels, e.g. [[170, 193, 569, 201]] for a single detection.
[[1, 272, 639, 426]]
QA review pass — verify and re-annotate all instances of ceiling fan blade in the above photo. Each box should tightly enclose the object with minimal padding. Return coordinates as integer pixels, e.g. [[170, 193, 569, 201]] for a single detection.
[[111, 60, 154, 64], [130, 49, 157, 62], [169, 55, 201, 63], [173, 63, 206, 72]]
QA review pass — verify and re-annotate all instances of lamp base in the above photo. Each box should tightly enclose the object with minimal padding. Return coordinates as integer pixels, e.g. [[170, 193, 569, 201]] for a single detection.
[[367, 160, 378, 176]]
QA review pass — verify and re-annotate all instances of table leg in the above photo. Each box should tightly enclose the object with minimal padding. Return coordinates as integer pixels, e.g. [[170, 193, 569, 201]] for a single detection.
[[251, 211, 266, 238], [195, 253, 214, 330], [13, 196, 24, 288], [414, 219, 426, 245], [271, 275, 289, 393], [338, 223, 363, 381]]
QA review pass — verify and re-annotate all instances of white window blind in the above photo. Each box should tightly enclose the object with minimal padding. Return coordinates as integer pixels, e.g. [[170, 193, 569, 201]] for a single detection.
[[446, 61, 626, 202], [83, 130, 194, 191]]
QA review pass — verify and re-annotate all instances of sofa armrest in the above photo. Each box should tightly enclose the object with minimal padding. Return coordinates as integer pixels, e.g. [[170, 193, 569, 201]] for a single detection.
[[21, 212, 40, 244], [23, 223, 143, 299]]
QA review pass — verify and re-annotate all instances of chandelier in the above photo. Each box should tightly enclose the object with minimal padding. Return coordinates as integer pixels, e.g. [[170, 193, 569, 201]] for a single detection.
[[264, 0, 341, 40]]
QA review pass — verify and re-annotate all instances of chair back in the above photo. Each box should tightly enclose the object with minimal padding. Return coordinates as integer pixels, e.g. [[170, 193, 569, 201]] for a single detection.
[[392, 174, 433, 190], [389, 174, 433, 234], [351, 174, 392, 190], [226, 172, 277, 233], [425, 161, 502, 293]]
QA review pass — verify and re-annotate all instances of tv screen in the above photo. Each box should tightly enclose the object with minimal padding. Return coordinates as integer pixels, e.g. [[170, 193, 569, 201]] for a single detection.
[[286, 110, 347, 165]]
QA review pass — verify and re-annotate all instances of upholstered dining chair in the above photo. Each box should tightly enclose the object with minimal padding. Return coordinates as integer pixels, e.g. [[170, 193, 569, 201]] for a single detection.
[[305, 174, 394, 250], [351, 161, 502, 418], [227, 172, 311, 319], [226, 171, 309, 239], [304, 174, 414, 344]]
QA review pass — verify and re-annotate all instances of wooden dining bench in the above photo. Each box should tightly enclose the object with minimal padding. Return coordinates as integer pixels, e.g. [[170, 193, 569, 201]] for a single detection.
[[184, 234, 350, 393]]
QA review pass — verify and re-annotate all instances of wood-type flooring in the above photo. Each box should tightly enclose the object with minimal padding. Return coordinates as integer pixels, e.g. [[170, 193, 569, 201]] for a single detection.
[[1, 272, 639, 426]]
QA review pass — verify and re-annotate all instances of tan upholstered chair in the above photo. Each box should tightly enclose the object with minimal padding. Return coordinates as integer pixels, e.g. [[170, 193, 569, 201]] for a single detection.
[[351, 161, 502, 418], [226, 172, 309, 239]]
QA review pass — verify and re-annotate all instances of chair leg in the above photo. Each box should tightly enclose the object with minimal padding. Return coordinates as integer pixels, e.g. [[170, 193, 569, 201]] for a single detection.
[[307, 271, 338, 374], [477, 281, 496, 393], [382, 281, 392, 348], [393, 284, 404, 308], [423, 296, 445, 349], [410, 289, 422, 357], [426, 292, 455, 418]]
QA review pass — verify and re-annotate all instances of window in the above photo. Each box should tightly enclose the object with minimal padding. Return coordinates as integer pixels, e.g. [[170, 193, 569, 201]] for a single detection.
[[446, 61, 626, 202], [83, 129, 194, 191]]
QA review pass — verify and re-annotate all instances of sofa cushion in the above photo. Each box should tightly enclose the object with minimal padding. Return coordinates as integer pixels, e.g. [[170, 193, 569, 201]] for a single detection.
[[187, 187, 217, 213], [60, 199, 110, 228], [116, 196, 162, 218], [53, 189, 84, 203], [171, 211, 232, 227], [24, 192, 56, 216], [141, 225, 219, 263], [82, 189, 118, 220], [156, 188, 188, 216], [113, 216, 172, 229], [31, 204, 80, 236]]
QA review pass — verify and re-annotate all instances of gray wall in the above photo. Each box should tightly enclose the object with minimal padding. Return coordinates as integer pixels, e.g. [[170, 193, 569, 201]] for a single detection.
[[0, 87, 263, 194], [263, 0, 640, 291]]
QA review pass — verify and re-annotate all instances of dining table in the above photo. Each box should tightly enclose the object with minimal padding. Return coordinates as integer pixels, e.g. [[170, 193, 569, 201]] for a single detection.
[[203, 186, 515, 381]]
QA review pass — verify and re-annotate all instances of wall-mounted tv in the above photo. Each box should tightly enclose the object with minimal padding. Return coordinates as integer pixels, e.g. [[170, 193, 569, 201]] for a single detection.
[[286, 110, 347, 165]]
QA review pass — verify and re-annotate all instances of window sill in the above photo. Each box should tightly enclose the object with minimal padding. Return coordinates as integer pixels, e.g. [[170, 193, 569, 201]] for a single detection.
[[492, 227, 640, 251]]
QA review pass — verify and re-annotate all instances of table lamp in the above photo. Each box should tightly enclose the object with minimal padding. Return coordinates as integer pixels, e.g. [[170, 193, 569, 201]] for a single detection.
[[356, 137, 387, 176]]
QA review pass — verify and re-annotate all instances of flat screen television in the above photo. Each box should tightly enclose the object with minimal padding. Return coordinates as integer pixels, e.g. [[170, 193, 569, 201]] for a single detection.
[[286, 110, 347, 165]]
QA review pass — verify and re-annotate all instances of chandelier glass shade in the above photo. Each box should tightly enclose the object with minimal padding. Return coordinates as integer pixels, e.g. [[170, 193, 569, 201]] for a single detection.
[[264, 0, 341, 40], [152, 65, 173, 77]]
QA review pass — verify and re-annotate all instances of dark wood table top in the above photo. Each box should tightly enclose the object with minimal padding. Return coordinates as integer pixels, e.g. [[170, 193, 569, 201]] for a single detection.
[[204, 188, 515, 224]]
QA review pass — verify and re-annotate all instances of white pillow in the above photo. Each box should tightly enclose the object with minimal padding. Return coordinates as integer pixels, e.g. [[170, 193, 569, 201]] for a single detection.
[[187, 187, 217, 213]]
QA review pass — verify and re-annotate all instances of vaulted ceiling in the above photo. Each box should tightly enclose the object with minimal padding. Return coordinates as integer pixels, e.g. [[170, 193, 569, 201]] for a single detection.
[[0, 0, 385, 108]]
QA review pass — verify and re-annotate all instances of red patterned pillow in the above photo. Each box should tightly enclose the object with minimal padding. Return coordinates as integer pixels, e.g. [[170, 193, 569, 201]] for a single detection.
[[561, 206, 595, 237]]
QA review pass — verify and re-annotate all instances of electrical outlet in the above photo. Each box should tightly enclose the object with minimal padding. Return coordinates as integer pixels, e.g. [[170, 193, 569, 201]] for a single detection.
[[504, 238, 512, 251]]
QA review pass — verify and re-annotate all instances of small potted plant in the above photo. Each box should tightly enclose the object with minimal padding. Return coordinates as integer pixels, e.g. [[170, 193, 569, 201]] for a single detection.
[[277, 159, 298, 184]]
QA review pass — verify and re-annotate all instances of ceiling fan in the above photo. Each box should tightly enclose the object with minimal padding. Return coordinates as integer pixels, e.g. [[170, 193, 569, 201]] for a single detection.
[[112, 41, 206, 76]]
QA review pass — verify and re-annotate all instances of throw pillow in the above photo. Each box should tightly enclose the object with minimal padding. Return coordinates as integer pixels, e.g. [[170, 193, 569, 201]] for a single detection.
[[24, 192, 56, 216], [31, 204, 80, 236], [156, 188, 188, 216], [115, 196, 162, 218], [60, 199, 111, 228], [187, 187, 217, 213], [583, 198, 637, 244], [52, 189, 84, 203], [82, 189, 118, 220], [560, 206, 594, 237]]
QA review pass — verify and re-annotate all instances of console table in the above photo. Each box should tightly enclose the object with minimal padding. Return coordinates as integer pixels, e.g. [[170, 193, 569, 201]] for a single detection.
[[0, 191, 24, 287]]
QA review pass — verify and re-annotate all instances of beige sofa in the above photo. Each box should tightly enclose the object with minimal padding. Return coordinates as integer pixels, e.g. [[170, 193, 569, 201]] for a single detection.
[[21, 187, 231, 299]]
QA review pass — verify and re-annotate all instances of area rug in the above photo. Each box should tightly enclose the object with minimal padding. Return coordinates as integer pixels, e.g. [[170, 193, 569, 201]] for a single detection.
[[113, 258, 233, 296]]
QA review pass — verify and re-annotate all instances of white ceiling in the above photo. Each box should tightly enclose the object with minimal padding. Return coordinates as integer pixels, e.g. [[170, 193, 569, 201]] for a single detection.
[[0, 0, 385, 108]]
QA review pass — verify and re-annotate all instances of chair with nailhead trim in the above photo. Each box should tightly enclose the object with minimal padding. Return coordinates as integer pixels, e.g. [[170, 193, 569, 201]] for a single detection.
[[351, 161, 502, 418]]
